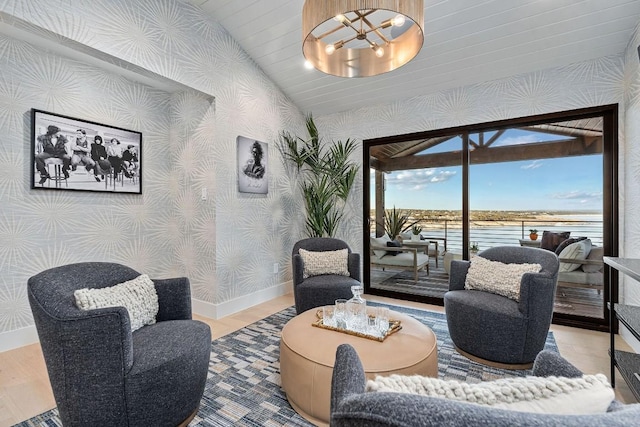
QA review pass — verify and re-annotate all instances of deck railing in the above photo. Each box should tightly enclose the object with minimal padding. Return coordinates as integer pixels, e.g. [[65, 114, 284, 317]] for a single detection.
[[372, 218, 603, 253]]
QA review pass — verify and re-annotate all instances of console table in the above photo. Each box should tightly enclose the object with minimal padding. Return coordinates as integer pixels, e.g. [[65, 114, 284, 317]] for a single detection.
[[604, 256, 640, 400]]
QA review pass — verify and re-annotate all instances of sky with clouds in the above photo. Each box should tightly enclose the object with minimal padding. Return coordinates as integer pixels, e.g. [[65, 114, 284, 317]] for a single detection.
[[371, 130, 603, 212]]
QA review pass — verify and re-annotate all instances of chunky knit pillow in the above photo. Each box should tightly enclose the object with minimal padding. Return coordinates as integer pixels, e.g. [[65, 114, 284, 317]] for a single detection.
[[299, 248, 349, 279], [366, 373, 614, 415], [464, 256, 541, 301], [74, 274, 159, 331]]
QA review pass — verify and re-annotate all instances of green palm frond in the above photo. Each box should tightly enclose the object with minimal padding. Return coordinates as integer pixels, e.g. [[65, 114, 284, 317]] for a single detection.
[[278, 115, 360, 237]]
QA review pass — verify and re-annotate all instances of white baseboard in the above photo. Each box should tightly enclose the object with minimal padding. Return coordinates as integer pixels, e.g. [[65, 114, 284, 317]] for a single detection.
[[0, 325, 39, 353], [192, 280, 293, 320], [1, 281, 293, 353]]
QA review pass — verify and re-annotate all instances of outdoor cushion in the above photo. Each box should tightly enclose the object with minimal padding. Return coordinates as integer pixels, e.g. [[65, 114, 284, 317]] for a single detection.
[[582, 246, 604, 273], [386, 239, 402, 256], [540, 231, 571, 252], [370, 234, 391, 258], [555, 236, 587, 255], [558, 239, 592, 273], [376, 252, 428, 267]]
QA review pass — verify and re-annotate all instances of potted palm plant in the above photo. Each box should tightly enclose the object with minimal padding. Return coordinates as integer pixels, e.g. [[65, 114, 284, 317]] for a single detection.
[[383, 206, 419, 241], [278, 115, 359, 237]]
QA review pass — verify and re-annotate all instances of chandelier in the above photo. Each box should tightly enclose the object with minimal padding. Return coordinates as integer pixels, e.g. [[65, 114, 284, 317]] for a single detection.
[[302, 0, 424, 78]]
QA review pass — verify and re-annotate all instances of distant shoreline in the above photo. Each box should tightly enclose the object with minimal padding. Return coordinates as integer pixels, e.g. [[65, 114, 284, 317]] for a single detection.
[[370, 209, 603, 228]]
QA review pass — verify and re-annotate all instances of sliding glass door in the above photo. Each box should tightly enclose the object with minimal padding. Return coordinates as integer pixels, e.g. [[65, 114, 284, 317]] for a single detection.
[[364, 105, 617, 331], [369, 135, 462, 299]]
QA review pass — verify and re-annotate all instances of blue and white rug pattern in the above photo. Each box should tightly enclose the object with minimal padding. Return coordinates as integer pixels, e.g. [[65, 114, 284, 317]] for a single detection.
[[14, 303, 558, 427]]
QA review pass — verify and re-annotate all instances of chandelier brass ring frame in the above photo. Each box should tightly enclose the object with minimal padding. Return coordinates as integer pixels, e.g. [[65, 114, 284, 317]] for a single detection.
[[302, 0, 424, 78]]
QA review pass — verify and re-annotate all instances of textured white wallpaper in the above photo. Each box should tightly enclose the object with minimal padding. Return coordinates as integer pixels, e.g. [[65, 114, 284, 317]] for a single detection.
[[0, 0, 638, 346], [0, 0, 306, 342], [0, 32, 217, 334], [622, 22, 640, 309]]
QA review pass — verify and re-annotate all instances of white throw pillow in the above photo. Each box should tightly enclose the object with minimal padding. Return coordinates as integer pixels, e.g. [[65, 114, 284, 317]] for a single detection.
[[582, 246, 604, 273], [74, 274, 159, 332], [366, 373, 614, 415], [558, 239, 592, 272], [464, 256, 541, 301], [370, 234, 391, 259], [299, 248, 350, 279]]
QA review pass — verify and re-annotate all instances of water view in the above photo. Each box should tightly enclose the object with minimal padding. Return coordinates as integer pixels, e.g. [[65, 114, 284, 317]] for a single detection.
[[369, 209, 605, 320], [371, 210, 603, 252]]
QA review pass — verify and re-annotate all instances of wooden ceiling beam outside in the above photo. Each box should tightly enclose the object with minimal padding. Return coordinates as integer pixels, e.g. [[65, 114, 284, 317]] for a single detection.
[[469, 130, 505, 149], [484, 129, 505, 147], [519, 124, 602, 138], [392, 135, 456, 157], [370, 135, 456, 159], [374, 136, 602, 172]]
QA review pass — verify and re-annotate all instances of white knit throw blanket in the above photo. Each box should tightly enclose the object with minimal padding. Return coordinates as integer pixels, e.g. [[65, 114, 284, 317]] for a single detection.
[[366, 374, 611, 406]]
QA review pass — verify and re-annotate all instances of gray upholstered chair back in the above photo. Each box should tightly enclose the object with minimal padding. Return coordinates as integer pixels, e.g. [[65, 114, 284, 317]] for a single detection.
[[29, 262, 141, 320], [293, 237, 352, 255], [28, 262, 143, 386], [478, 246, 559, 278], [330, 344, 640, 426]]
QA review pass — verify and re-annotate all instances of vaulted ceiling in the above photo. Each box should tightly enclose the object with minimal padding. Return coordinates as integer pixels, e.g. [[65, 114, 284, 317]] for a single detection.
[[189, 0, 640, 116]]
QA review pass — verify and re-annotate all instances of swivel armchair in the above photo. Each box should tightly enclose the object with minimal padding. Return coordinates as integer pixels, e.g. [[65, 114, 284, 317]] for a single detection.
[[444, 246, 559, 368], [28, 262, 211, 427], [330, 344, 640, 426], [292, 238, 361, 314]]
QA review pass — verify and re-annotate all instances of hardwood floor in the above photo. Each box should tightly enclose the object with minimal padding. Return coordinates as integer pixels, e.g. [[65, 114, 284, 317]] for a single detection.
[[0, 293, 635, 427]]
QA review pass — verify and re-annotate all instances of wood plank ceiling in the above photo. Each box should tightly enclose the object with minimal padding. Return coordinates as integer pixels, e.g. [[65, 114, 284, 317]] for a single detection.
[[188, 0, 640, 117]]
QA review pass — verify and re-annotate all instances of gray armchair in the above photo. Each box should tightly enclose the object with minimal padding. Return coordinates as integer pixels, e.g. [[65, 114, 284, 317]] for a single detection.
[[444, 246, 559, 367], [330, 343, 640, 426], [293, 237, 361, 314], [27, 262, 211, 427]]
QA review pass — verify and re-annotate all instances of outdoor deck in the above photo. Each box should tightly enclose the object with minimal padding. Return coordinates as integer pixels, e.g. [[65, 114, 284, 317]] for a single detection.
[[369, 255, 603, 319]]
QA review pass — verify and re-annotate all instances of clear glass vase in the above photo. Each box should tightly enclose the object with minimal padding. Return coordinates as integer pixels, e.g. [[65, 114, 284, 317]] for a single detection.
[[346, 285, 367, 332]]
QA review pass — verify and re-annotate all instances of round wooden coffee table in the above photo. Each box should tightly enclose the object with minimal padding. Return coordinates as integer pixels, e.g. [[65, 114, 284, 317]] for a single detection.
[[279, 307, 438, 426]]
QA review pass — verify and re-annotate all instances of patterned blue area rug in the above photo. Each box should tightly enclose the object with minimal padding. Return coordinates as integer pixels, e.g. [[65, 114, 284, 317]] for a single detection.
[[14, 303, 558, 427]]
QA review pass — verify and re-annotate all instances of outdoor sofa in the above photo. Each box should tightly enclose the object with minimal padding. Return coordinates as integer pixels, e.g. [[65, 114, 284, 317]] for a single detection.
[[370, 235, 429, 282]]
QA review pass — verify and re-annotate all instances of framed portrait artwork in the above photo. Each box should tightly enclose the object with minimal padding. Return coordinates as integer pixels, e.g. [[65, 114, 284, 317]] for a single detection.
[[31, 108, 142, 194], [237, 136, 268, 194]]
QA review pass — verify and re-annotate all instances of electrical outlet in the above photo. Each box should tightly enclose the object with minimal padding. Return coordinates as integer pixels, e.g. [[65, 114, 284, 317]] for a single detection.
[[273, 263, 279, 274], [201, 187, 207, 200]]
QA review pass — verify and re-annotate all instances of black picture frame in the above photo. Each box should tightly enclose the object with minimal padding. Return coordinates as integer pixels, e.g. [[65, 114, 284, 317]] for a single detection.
[[237, 135, 268, 194], [31, 108, 142, 194]]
